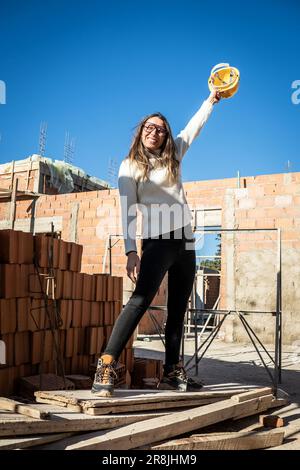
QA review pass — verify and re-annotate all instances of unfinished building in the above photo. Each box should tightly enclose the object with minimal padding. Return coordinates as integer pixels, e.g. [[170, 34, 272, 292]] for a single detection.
[[0, 158, 299, 349]]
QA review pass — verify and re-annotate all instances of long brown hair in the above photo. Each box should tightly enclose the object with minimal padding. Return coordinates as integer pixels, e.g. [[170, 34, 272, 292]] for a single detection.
[[127, 113, 179, 185]]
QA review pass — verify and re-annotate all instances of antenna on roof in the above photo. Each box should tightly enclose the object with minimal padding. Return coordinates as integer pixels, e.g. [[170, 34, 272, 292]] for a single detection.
[[64, 131, 76, 165], [39, 121, 48, 156], [285, 160, 292, 172], [107, 157, 118, 188]]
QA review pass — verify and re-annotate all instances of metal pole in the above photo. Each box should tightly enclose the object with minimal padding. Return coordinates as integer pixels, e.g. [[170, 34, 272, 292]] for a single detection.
[[279, 228, 282, 383], [274, 228, 281, 395], [109, 235, 112, 276]]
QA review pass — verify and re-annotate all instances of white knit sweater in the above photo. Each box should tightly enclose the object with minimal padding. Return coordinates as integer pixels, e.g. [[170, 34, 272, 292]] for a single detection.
[[118, 98, 214, 255]]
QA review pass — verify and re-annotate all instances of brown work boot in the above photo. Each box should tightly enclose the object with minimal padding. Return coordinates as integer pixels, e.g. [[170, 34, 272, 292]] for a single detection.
[[91, 355, 117, 397]]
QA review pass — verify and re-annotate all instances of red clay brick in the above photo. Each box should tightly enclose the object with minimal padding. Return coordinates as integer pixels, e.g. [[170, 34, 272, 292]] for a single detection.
[[44, 330, 54, 362], [96, 327, 104, 354], [72, 328, 79, 356], [1, 264, 20, 298], [54, 269, 63, 299], [16, 297, 30, 332], [59, 329, 66, 357], [31, 331, 43, 364], [0, 230, 19, 264], [52, 237, 60, 268], [19, 264, 31, 298], [71, 272, 83, 299], [104, 302, 112, 325], [18, 231, 34, 264], [85, 327, 98, 355], [34, 235, 49, 268], [81, 300, 91, 327], [113, 301, 122, 322], [59, 299, 72, 329], [106, 276, 114, 301], [63, 271, 73, 299], [0, 368, 10, 396], [0, 299, 17, 334], [82, 273, 93, 301], [70, 355, 79, 374], [28, 299, 41, 332], [69, 243, 77, 271], [59, 240, 69, 270], [14, 331, 30, 366], [65, 329, 74, 358], [72, 300, 82, 327], [90, 301, 101, 326]]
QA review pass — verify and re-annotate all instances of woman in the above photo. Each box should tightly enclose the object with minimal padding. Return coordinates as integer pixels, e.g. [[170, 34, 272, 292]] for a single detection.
[[92, 89, 221, 396]]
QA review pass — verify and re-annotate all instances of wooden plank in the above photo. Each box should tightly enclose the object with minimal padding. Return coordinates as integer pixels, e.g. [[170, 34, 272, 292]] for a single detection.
[[0, 407, 170, 437], [231, 387, 273, 403], [0, 397, 50, 420], [83, 397, 224, 415], [40, 392, 274, 450], [150, 429, 285, 450], [0, 432, 74, 450], [33, 398, 82, 413], [34, 386, 256, 410], [233, 395, 274, 420]]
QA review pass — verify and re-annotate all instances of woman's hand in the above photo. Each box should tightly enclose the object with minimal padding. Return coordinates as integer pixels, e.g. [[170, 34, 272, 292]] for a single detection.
[[208, 89, 222, 105], [126, 252, 141, 283]]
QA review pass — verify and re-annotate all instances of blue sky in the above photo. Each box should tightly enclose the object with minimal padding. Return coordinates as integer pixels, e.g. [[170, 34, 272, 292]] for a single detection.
[[0, 0, 299, 186]]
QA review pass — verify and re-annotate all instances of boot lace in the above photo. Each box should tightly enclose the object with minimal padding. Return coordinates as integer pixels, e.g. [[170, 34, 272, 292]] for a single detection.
[[94, 359, 118, 385]]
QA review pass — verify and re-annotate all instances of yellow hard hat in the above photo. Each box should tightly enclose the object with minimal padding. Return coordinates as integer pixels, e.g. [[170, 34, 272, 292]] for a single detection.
[[208, 63, 240, 98]]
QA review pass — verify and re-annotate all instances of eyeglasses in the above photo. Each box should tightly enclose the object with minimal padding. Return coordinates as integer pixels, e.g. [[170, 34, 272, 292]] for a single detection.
[[143, 122, 168, 136]]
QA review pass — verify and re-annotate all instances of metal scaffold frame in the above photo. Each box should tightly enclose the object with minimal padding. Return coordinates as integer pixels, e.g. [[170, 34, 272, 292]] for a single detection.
[[184, 227, 282, 397]]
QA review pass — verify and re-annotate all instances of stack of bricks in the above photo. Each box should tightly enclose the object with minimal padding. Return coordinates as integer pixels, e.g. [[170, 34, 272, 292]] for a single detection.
[[0, 229, 133, 397]]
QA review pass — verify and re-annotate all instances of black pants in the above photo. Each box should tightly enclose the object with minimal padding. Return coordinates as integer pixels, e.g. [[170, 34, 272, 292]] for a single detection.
[[104, 227, 196, 366]]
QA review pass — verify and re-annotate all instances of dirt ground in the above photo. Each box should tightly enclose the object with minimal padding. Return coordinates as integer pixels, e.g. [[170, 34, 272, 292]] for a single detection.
[[133, 336, 300, 450]]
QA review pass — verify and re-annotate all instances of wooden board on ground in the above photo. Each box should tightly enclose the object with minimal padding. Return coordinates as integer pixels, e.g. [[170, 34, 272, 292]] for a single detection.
[[0, 405, 170, 437], [36, 389, 275, 450], [82, 397, 225, 415], [0, 397, 51, 420], [0, 432, 75, 450], [149, 429, 285, 450], [34, 385, 263, 413]]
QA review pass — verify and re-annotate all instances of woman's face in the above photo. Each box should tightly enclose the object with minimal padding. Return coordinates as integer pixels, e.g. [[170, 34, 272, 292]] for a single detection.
[[141, 116, 167, 152]]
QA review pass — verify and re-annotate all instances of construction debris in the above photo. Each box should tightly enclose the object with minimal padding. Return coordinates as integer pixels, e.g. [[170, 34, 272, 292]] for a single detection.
[[0, 385, 290, 450], [259, 414, 284, 428], [31, 388, 280, 450]]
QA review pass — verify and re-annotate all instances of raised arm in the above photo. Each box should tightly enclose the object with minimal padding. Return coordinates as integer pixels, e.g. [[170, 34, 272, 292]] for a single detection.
[[175, 90, 220, 162], [118, 158, 138, 256]]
